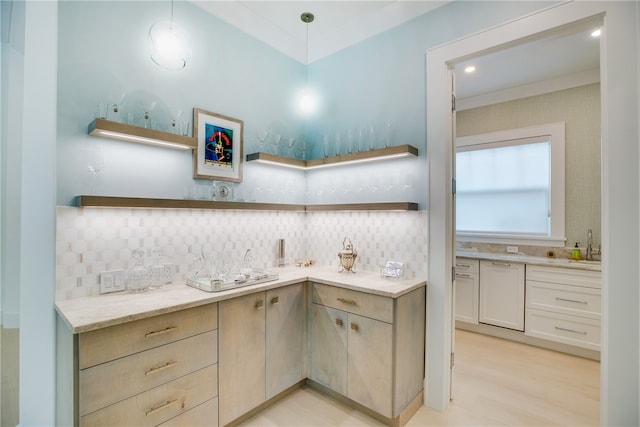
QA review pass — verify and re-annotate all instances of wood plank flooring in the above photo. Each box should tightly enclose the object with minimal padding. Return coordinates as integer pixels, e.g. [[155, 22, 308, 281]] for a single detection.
[[239, 329, 600, 426], [1, 327, 19, 427]]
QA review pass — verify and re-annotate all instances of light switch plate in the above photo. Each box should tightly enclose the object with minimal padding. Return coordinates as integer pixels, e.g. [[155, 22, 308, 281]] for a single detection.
[[100, 270, 125, 294], [506, 246, 519, 254]]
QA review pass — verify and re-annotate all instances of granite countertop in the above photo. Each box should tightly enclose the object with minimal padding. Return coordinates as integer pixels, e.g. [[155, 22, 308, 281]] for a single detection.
[[456, 250, 602, 272], [55, 266, 427, 334]]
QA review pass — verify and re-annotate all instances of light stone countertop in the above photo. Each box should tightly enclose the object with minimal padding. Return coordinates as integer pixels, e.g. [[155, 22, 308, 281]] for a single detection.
[[456, 251, 602, 272], [55, 265, 427, 334]]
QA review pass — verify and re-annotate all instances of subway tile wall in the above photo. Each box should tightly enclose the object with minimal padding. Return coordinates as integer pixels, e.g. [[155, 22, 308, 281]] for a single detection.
[[56, 207, 428, 300]]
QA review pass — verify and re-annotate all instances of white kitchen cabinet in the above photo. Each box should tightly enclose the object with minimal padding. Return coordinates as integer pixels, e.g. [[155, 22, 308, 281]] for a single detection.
[[56, 303, 219, 427], [309, 282, 425, 423], [479, 260, 525, 331], [455, 258, 479, 324], [219, 283, 305, 426], [525, 265, 601, 350]]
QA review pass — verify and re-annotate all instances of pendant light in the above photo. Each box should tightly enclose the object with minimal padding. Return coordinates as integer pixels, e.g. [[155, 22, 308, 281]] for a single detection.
[[148, 0, 191, 70], [298, 12, 317, 114]]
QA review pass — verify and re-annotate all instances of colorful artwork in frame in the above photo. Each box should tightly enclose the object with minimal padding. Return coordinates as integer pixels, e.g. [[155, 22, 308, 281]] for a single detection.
[[193, 108, 243, 182]]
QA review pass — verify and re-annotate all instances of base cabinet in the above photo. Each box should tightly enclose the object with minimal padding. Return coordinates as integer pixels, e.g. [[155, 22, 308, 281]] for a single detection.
[[309, 282, 425, 420], [479, 260, 525, 331], [455, 258, 479, 324], [219, 283, 305, 426]]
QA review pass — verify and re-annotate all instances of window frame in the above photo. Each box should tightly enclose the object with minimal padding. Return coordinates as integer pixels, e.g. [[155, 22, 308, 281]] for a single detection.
[[455, 122, 566, 247]]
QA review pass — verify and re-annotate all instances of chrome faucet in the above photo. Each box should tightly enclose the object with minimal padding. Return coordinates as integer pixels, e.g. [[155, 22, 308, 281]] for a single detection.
[[586, 229, 593, 261]]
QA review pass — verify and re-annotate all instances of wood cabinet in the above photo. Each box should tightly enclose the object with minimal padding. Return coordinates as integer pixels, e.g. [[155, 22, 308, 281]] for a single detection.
[[309, 282, 425, 422], [219, 283, 305, 426], [56, 303, 219, 427], [479, 260, 525, 331], [454, 258, 479, 324], [525, 265, 601, 350]]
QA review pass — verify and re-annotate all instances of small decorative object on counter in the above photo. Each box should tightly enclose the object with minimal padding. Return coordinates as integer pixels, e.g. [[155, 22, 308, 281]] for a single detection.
[[295, 258, 315, 267], [381, 260, 404, 279], [241, 249, 253, 279], [572, 242, 581, 260], [338, 237, 357, 273]]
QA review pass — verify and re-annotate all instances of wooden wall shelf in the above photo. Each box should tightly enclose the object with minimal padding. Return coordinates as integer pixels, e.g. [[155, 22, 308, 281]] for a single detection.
[[246, 144, 418, 170], [75, 196, 419, 212], [88, 119, 197, 150]]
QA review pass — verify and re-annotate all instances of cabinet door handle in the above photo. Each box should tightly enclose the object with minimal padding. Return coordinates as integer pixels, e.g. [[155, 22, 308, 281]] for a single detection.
[[145, 398, 179, 416], [350, 322, 359, 332], [271, 296, 279, 305], [555, 326, 588, 335], [144, 326, 177, 339], [337, 297, 357, 305], [555, 297, 588, 305], [491, 261, 512, 268], [145, 361, 178, 376], [255, 299, 265, 310], [335, 318, 344, 327], [457, 263, 471, 268], [456, 273, 471, 278]]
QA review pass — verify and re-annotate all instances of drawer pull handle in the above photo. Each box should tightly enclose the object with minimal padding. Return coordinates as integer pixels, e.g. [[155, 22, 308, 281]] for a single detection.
[[350, 322, 359, 332], [255, 299, 264, 310], [555, 297, 588, 305], [457, 263, 471, 268], [145, 398, 179, 416], [336, 318, 344, 327], [337, 297, 357, 305], [145, 361, 178, 376], [491, 261, 511, 267], [555, 326, 587, 335], [144, 326, 177, 339], [271, 296, 279, 305], [456, 273, 471, 278]]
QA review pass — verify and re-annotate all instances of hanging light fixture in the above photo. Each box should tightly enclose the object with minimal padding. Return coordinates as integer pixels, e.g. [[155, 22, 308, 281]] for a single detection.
[[148, 0, 191, 70], [298, 12, 318, 114]]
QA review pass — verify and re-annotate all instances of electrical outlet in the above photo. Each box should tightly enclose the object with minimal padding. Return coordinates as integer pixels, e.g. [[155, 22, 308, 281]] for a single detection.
[[162, 264, 174, 283], [100, 270, 125, 294], [506, 246, 519, 254]]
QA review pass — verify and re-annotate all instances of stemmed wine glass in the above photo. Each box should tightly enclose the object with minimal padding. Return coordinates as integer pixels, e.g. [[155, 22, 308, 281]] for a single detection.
[[86, 143, 104, 195]]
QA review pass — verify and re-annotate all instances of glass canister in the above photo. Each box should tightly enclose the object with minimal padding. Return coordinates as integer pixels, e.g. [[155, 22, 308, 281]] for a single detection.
[[127, 248, 150, 293]]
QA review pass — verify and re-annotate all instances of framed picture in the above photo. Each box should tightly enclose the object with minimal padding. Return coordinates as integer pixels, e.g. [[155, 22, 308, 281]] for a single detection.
[[193, 108, 244, 182]]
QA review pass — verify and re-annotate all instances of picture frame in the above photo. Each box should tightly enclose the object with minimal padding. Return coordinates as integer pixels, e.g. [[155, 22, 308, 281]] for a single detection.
[[193, 108, 244, 182]]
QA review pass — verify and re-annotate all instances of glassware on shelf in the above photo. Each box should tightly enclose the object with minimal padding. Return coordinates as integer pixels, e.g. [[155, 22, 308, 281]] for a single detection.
[[143, 111, 151, 129], [110, 104, 121, 123], [148, 249, 166, 290], [96, 102, 108, 119], [384, 121, 394, 148], [86, 142, 104, 195], [127, 248, 150, 293]]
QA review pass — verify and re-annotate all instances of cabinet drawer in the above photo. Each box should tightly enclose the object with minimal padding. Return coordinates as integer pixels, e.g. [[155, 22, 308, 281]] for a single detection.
[[526, 265, 601, 288], [79, 303, 217, 369], [525, 309, 600, 351], [80, 364, 218, 427], [158, 398, 218, 427], [526, 281, 601, 319], [456, 258, 479, 274], [312, 283, 393, 323], [80, 330, 218, 416]]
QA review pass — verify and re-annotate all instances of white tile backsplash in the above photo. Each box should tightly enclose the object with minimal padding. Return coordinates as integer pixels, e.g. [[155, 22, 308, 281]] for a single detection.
[[56, 206, 428, 300]]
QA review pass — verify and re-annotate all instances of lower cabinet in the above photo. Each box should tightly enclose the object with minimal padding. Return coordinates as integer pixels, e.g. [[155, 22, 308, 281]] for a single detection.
[[218, 283, 305, 426], [454, 258, 479, 324], [479, 260, 525, 331], [56, 303, 219, 427], [309, 282, 425, 421]]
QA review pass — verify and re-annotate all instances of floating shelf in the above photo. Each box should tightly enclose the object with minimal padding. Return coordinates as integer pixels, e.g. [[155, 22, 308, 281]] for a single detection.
[[75, 196, 419, 212], [246, 144, 419, 170], [88, 118, 197, 150]]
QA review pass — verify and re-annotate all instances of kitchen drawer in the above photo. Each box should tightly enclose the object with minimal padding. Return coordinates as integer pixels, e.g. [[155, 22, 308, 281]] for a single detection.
[[79, 303, 217, 369], [526, 265, 601, 289], [456, 258, 479, 274], [312, 283, 393, 323], [525, 309, 600, 351], [526, 281, 601, 320], [80, 364, 218, 427], [158, 398, 218, 427], [80, 330, 218, 416]]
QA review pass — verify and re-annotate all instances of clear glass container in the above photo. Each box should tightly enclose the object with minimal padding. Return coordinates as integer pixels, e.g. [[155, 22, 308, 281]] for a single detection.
[[127, 248, 150, 293]]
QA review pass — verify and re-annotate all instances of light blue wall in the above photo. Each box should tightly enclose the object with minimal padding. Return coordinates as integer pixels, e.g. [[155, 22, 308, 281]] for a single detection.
[[57, 1, 307, 206]]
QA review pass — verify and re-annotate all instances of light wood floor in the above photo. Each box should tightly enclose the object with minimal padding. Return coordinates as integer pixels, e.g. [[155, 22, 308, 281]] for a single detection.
[[1, 327, 19, 427], [239, 329, 600, 426]]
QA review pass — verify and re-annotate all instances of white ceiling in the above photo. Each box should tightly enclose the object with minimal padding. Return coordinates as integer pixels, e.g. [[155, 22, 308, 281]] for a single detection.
[[192, 1, 450, 63], [191, 1, 601, 101]]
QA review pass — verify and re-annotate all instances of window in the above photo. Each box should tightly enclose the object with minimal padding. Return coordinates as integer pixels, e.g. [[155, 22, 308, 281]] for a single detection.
[[456, 122, 565, 246]]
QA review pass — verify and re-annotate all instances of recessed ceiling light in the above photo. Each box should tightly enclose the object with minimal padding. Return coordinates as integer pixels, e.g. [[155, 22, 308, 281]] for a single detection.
[[464, 66, 476, 73], [591, 29, 601, 38]]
